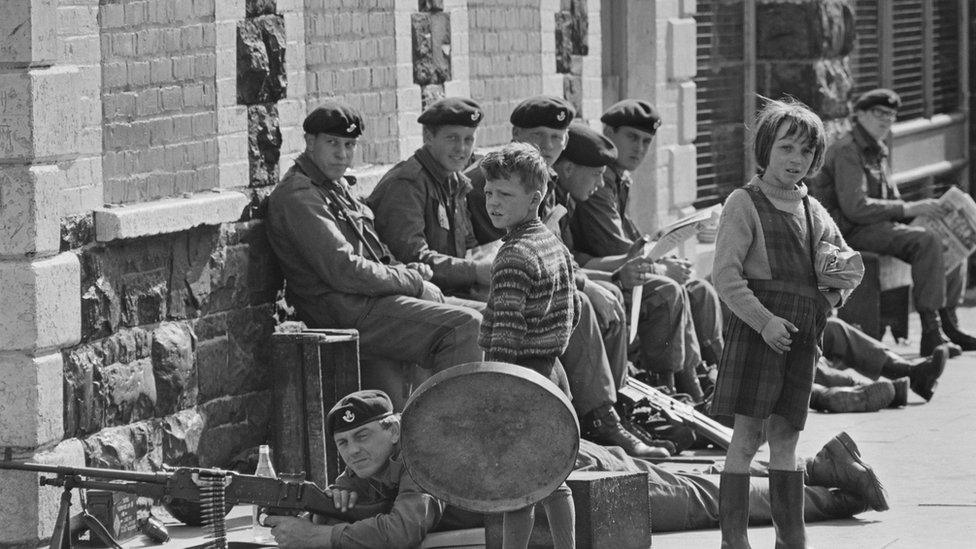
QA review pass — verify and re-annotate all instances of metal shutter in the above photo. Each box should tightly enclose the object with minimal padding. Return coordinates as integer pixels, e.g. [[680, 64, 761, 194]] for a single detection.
[[694, 0, 747, 208], [850, 0, 881, 98], [932, 0, 961, 114], [891, 0, 926, 119]]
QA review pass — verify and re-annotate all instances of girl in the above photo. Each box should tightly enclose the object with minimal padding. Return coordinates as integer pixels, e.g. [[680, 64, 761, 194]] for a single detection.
[[710, 98, 859, 548]]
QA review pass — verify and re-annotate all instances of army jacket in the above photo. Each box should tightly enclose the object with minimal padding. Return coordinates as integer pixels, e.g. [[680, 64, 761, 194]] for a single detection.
[[570, 166, 642, 258], [809, 121, 906, 236], [266, 153, 424, 326], [367, 146, 479, 290], [328, 447, 445, 549]]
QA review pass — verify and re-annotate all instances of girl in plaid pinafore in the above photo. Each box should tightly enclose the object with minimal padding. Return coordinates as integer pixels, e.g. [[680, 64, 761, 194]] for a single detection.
[[710, 99, 854, 549]]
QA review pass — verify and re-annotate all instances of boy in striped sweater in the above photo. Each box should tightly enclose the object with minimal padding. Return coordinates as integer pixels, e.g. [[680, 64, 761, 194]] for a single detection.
[[478, 142, 580, 549]]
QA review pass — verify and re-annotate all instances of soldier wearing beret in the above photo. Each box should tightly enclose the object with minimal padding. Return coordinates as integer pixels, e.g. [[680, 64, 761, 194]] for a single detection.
[[569, 99, 725, 401], [462, 97, 668, 460], [810, 88, 976, 357], [367, 97, 493, 297], [266, 101, 483, 385], [266, 390, 474, 548]]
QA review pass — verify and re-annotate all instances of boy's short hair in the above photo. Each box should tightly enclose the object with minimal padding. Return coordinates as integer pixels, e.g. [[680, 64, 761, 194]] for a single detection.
[[752, 97, 827, 176], [480, 142, 549, 194]]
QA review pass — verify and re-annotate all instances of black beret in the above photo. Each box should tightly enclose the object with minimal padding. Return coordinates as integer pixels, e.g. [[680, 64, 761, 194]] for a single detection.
[[418, 97, 484, 127], [559, 123, 618, 167], [326, 389, 394, 436], [600, 99, 662, 134], [303, 101, 364, 138], [853, 88, 901, 112], [510, 95, 576, 129]]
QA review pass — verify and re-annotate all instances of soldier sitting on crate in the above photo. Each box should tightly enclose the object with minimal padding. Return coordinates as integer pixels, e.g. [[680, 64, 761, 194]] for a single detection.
[[265, 389, 886, 547], [266, 101, 484, 390]]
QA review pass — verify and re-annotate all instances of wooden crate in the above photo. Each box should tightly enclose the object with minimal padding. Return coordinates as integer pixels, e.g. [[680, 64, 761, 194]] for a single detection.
[[271, 328, 360, 487]]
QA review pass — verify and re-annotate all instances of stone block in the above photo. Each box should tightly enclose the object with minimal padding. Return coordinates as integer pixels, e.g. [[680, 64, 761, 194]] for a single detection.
[[237, 15, 287, 105], [0, 0, 58, 66], [757, 0, 855, 60], [197, 391, 272, 466], [0, 253, 81, 352], [151, 322, 197, 416], [419, 0, 444, 11], [0, 163, 61, 256], [0, 351, 64, 447], [246, 0, 277, 17], [760, 58, 853, 121], [247, 104, 282, 188], [60, 213, 95, 252], [0, 439, 85, 546], [667, 18, 696, 81], [93, 190, 248, 241], [0, 66, 92, 162], [678, 80, 697, 144], [412, 11, 452, 86], [83, 420, 163, 470]]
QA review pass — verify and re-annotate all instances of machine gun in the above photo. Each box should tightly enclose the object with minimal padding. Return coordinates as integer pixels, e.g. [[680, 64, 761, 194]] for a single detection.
[[618, 376, 733, 450], [0, 461, 386, 549]]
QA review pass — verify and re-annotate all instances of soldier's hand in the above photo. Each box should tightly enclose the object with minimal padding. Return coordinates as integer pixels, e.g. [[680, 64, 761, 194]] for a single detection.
[[904, 198, 946, 218], [325, 488, 358, 512], [265, 515, 332, 549], [659, 256, 692, 285], [406, 262, 433, 280], [474, 259, 493, 286], [615, 257, 656, 289], [418, 281, 445, 303], [583, 280, 624, 330]]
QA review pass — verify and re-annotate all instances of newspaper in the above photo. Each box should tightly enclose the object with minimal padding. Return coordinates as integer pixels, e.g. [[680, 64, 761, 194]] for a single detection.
[[629, 205, 722, 342], [910, 186, 976, 273]]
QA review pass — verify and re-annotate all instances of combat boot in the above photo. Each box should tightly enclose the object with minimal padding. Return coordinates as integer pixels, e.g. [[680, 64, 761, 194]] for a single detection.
[[919, 311, 961, 357], [809, 381, 894, 413], [940, 308, 976, 351], [910, 344, 948, 401], [804, 431, 888, 511], [580, 404, 670, 459], [887, 377, 909, 408]]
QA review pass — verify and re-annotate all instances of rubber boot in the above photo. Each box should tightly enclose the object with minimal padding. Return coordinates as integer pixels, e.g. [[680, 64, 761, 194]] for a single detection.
[[719, 472, 752, 549], [769, 470, 807, 549]]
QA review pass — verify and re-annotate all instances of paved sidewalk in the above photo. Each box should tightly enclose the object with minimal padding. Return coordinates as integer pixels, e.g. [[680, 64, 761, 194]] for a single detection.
[[654, 306, 976, 548]]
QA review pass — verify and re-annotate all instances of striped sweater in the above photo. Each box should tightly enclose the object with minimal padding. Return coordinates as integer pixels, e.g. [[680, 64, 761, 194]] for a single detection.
[[479, 219, 582, 363]]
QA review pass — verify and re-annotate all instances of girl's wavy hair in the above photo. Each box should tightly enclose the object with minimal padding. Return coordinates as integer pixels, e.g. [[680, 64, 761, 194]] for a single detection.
[[480, 142, 550, 194], [752, 95, 827, 177]]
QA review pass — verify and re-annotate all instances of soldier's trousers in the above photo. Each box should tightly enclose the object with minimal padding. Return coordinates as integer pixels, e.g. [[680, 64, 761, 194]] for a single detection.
[[633, 276, 723, 373]]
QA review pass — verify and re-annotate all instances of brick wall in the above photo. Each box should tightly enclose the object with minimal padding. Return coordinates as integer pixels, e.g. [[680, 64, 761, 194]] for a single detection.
[[100, 0, 219, 204], [304, 0, 400, 164]]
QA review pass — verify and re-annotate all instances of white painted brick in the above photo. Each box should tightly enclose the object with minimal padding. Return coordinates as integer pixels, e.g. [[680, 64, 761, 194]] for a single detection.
[[667, 18, 696, 81], [94, 189, 248, 240], [0, 351, 64, 447], [678, 80, 697, 144], [218, 160, 249, 189], [0, 438, 85, 545], [0, 164, 61, 256], [0, 253, 81, 352], [0, 66, 90, 162]]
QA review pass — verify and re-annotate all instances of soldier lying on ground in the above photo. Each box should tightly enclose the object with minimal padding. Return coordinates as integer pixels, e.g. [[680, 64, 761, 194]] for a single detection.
[[265, 389, 885, 548]]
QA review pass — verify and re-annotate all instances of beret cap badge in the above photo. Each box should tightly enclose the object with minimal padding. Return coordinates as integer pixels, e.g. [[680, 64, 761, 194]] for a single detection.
[[556, 111, 566, 122], [471, 112, 480, 121], [342, 410, 356, 423]]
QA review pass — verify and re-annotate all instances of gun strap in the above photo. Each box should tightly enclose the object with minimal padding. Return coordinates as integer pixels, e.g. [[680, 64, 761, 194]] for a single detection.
[[80, 510, 123, 549]]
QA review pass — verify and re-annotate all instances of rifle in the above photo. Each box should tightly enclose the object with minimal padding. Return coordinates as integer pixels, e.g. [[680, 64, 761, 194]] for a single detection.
[[0, 461, 387, 549], [618, 376, 733, 450]]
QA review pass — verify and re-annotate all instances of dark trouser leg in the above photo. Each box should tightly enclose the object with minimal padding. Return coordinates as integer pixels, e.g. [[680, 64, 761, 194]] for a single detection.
[[821, 317, 892, 380], [687, 278, 724, 366], [636, 275, 701, 375], [354, 295, 483, 373], [593, 280, 631, 390], [561, 293, 617, 416], [847, 221, 946, 311]]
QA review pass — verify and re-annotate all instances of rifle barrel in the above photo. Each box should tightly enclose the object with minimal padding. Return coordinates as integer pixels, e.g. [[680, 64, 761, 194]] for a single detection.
[[0, 461, 171, 483]]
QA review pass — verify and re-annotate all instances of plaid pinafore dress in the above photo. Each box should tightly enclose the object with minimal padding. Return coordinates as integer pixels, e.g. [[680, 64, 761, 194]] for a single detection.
[[709, 184, 829, 431]]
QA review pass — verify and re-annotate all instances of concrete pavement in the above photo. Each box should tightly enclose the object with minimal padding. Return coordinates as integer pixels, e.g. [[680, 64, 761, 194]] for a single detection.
[[654, 306, 976, 548]]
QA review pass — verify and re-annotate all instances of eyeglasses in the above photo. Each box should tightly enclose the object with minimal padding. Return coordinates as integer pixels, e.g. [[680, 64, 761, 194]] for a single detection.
[[869, 107, 898, 121]]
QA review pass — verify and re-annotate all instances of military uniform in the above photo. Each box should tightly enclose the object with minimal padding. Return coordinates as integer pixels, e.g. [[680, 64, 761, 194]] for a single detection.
[[267, 153, 482, 372]]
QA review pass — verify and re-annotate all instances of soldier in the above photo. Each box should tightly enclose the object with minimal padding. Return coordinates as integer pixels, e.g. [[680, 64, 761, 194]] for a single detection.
[[266, 101, 483, 382], [810, 88, 976, 357], [367, 97, 492, 299], [569, 99, 724, 400], [459, 96, 666, 459]]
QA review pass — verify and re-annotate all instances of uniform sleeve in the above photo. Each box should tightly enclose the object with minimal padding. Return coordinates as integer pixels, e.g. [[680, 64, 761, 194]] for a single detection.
[[329, 475, 444, 549], [276, 187, 424, 297], [712, 190, 775, 333], [371, 177, 479, 289], [570, 184, 634, 257], [831, 145, 906, 224], [479, 252, 532, 363]]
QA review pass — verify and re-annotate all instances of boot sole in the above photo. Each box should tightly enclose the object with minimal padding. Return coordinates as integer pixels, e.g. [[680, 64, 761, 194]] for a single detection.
[[833, 432, 889, 512]]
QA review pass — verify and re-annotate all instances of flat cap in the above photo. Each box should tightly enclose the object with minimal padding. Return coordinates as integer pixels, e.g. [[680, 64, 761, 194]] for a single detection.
[[418, 97, 484, 127], [327, 389, 394, 436], [559, 123, 618, 167], [600, 99, 662, 134], [510, 95, 576, 129], [853, 88, 901, 112], [303, 101, 364, 138]]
